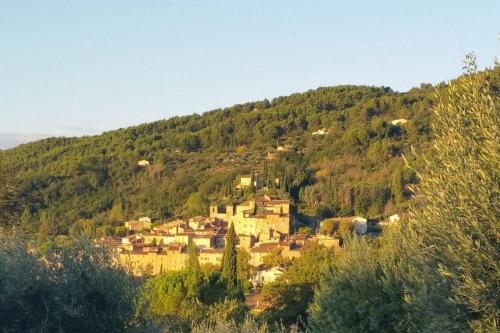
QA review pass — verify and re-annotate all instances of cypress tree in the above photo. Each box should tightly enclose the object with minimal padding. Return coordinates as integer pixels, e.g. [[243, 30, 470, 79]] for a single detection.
[[186, 241, 202, 298], [221, 223, 238, 295]]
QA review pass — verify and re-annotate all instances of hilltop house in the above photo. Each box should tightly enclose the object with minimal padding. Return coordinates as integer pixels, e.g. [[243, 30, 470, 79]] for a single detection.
[[236, 175, 254, 189], [391, 119, 408, 126], [276, 144, 292, 152], [125, 218, 152, 232], [312, 128, 330, 136], [380, 213, 402, 227], [351, 216, 368, 235], [252, 267, 284, 287]]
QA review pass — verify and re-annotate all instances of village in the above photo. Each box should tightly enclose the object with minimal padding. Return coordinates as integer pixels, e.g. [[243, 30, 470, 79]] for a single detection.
[[96, 174, 401, 287]]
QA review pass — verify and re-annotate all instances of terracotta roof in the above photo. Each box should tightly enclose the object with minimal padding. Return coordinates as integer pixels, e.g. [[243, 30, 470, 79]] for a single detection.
[[250, 243, 278, 253], [95, 236, 121, 247]]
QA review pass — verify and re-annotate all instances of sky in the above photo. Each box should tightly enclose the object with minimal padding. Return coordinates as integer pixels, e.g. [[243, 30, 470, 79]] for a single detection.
[[0, 1, 498, 149]]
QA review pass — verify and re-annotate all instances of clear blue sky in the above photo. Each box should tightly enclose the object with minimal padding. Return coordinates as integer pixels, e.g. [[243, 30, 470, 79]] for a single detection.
[[0, 1, 498, 148]]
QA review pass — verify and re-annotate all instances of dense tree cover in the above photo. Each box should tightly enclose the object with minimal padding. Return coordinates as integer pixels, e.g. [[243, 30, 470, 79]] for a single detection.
[[309, 61, 499, 332], [0, 64, 498, 333], [0, 231, 137, 332], [261, 244, 335, 327], [0, 80, 459, 237], [132, 248, 248, 332], [0, 162, 22, 226]]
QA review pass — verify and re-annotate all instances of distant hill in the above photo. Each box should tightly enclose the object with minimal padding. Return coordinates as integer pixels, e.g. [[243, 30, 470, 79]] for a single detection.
[[2, 68, 498, 237]]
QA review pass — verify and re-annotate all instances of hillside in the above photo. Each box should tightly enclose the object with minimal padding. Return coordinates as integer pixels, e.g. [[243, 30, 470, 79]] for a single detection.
[[2, 68, 498, 238]]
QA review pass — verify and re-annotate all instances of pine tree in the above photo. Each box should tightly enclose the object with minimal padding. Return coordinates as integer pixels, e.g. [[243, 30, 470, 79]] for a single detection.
[[221, 223, 238, 296]]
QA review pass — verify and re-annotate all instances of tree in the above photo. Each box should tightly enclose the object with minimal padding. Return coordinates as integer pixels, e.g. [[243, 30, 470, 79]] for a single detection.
[[69, 219, 95, 238], [261, 247, 292, 269], [308, 233, 407, 332], [133, 270, 203, 331], [184, 192, 210, 217], [221, 223, 239, 296], [108, 202, 125, 223], [263, 244, 335, 326], [186, 241, 202, 298], [236, 248, 252, 292], [0, 163, 20, 227], [309, 58, 500, 332], [400, 57, 499, 331], [0, 232, 137, 332]]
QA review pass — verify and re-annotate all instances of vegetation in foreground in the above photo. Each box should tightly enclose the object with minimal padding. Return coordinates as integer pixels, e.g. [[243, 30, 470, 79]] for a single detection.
[[0, 58, 498, 332], [309, 57, 499, 332]]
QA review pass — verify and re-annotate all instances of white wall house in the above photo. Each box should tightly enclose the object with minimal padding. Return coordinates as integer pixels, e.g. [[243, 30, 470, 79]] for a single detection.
[[253, 267, 284, 287], [389, 214, 400, 224], [391, 119, 408, 126], [351, 216, 368, 235], [312, 128, 330, 136]]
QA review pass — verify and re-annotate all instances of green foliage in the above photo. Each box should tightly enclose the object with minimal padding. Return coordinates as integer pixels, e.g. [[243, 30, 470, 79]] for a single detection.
[[184, 192, 210, 217], [108, 201, 126, 222], [308, 234, 407, 332], [186, 241, 203, 298], [0, 81, 453, 237], [69, 218, 95, 238], [221, 223, 239, 296], [262, 244, 335, 326], [400, 59, 500, 331], [308, 60, 500, 332], [261, 247, 292, 269], [133, 270, 202, 331], [237, 248, 253, 292], [0, 162, 21, 226], [133, 267, 247, 332], [0, 230, 137, 332], [191, 315, 300, 333]]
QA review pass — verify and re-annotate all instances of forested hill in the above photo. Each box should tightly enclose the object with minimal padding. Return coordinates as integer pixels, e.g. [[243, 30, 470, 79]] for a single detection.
[[2, 68, 499, 237]]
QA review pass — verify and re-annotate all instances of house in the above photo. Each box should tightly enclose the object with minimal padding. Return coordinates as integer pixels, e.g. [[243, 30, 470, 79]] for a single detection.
[[238, 234, 256, 249], [125, 219, 152, 232], [137, 160, 150, 166], [192, 234, 215, 249], [252, 267, 284, 287], [314, 234, 342, 250], [312, 128, 330, 136], [188, 216, 211, 230], [391, 119, 408, 126], [351, 217, 368, 235], [139, 216, 151, 223], [236, 175, 253, 189], [389, 214, 400, 223], [276, 144, 292, 152], [230, 196, 291, 241], [154, 220, 187, 234], [209, 204, 229, 220], [198, 248, 224, 266], [380, 213, 401, 227], [122, 234, 143, 245], [141, 231, 164, 245], [249, 242, 279, 266], [95, 236, 122, 248]]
